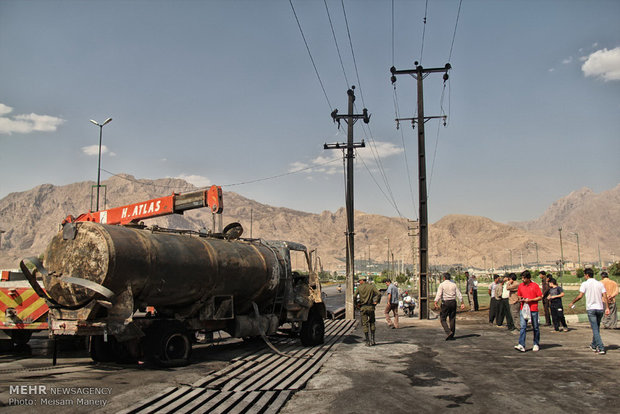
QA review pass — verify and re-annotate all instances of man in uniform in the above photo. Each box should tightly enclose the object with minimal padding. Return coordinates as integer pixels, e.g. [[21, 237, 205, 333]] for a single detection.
[[539, 271, 552, 326], [355, 277, 381, 346], [465, 272, 475, 311], [601, 271, 618, 329]]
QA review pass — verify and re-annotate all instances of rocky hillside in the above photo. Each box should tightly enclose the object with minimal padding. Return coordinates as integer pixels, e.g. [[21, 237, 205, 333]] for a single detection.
[[0, 175, 617, 271], [510, 184, 620, 256]]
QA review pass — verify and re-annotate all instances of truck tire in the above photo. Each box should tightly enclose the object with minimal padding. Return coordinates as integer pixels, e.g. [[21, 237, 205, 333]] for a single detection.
[[89, 335, 115, 362], [144, 322, 192, 367], [8, 330, 32, 346], [300, 309, 325, 346]]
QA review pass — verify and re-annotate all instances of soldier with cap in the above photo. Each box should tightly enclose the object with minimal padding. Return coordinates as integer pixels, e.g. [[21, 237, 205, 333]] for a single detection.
[[355, 277, 381, 346]]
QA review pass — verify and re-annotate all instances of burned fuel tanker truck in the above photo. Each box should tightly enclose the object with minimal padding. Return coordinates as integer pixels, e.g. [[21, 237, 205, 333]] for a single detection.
[[20, 187, 325, 366]]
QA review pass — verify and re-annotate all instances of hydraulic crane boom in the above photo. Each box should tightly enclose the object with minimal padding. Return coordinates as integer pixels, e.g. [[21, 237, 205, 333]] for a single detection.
[[62, 185, 223, 225]]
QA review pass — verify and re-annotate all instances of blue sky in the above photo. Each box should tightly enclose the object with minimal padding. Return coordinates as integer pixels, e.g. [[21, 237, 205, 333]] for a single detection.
[[1, 0, 619, 223]]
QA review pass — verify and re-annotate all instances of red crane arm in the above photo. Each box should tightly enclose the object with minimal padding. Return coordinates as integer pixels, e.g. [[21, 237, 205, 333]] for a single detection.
[[62, 185, 223, 225]]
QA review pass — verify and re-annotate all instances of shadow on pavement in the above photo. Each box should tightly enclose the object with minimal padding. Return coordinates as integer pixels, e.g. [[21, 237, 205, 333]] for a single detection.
[[453, 334, 480, 340]]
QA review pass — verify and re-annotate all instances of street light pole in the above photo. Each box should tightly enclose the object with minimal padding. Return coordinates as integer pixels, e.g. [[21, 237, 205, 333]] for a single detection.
[[506, 249, 513, 272], [572, 232, 581, 269], [385, 237, 390, 276], [90, 118, 112, 211], [558, 227, 565, 287]]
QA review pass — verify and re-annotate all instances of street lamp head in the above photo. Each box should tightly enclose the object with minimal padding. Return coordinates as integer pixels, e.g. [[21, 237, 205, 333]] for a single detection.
[[90, 118, 113, 127]]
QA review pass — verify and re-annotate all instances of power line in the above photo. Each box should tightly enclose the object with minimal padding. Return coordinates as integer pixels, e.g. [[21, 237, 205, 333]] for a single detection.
[[340, 0, 365, 108], [420, 0, 429, 63], [393, 86, 419, 220], [101, 157, 342, 191], [391, 0, 395, 65], [222, 157, 341, 187], [100, 169, 196, 190], [324, 0, 350, 90], [289, 0, 332, 110], [448, 0, 463, 61], [356, 149, 405, 219]]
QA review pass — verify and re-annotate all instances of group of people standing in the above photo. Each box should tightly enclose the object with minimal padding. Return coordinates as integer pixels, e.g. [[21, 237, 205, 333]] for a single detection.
[[355, 268, 618, 354], [481, 268, 617, 354]]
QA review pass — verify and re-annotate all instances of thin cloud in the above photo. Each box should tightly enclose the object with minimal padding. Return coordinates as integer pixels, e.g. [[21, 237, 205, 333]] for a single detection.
[[174, 174, 210, 187], [582, 46, 620, 81], [362, 141, 404, 158], [82, 144, 111, 156], [0, 103, 65, 135], [290, 141, 403, 177], [562, 56, 573, 64]]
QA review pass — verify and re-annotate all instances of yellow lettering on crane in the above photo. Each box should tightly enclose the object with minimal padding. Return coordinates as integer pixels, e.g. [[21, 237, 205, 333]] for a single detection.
[[155, 200, 161, 212], [121, 208, 128, 218]]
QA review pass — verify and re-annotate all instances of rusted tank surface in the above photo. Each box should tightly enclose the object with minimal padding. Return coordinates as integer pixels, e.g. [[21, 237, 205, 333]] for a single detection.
[[43, 221, 282, 317]]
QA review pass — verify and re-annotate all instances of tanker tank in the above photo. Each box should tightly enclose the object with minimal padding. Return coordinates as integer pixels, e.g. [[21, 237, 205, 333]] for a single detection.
[[23, 221, 326, 366], [43, 221, 283, 318]]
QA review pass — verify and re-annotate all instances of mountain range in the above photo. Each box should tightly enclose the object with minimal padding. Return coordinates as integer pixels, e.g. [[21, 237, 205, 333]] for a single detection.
[[0, 175, 618, 272]]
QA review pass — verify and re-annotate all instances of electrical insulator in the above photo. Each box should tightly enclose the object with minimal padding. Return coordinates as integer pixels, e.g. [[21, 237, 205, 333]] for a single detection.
[[362, 108, 370, 124]]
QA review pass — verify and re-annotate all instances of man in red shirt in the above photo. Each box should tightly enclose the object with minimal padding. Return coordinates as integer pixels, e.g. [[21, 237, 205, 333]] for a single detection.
[[514, 270, 543, 352]]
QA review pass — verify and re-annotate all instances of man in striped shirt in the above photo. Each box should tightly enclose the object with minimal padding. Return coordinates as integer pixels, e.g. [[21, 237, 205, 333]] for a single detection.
[[434, 273, 466, 340]]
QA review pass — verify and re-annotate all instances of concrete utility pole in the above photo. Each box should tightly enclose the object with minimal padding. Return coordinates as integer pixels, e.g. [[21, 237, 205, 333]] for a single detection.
[[324, 86, 370, 320], [408, 219, 419, 286], [390, 62, 451, 319]]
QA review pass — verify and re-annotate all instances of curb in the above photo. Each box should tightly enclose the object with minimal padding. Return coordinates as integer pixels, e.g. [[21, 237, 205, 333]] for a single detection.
[[540, 313, 610, 324]]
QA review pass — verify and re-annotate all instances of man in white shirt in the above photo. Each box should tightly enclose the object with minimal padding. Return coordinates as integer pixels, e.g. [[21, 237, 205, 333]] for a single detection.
[[569, 268, 610, 354], [434, 273, 465, 340]]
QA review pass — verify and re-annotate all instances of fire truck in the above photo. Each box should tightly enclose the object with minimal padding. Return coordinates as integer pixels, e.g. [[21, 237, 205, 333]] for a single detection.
[[21, 186, 325, 366]]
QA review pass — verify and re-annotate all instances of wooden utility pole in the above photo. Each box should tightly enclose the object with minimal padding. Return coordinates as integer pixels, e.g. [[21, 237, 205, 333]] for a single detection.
[[390, 62, 451, 319], [324, 86, 370, 320]]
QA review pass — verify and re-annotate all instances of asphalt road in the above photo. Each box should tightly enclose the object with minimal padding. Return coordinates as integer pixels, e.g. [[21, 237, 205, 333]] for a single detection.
[[322, 284, 346, 312], [282, 308, 620, 413]]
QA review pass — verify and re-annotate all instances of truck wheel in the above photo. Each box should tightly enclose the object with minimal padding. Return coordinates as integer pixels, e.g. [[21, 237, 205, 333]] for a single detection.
[[89, 335, 115, 362], [300, 310, 324, 346], [8, 330, 32, 346], [145, 323, 192, 367]]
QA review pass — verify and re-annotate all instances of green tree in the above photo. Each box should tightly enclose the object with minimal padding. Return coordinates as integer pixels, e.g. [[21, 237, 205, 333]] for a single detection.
[[608, 262, 620, 277]]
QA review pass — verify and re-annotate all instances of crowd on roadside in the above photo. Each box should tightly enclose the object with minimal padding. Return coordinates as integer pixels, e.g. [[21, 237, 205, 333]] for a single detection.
[[480, 269, 618, 354], [354, 269, 618, 354]]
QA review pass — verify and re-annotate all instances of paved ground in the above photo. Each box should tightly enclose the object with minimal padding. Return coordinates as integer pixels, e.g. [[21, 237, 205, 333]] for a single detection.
[[282, 309, 620, 414]]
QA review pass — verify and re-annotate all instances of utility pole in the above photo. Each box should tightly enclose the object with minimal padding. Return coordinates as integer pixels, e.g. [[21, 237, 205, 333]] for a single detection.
[[324, 86, 369, 320], [408, 219, 419, 288], [391, 62, 451, 319]]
